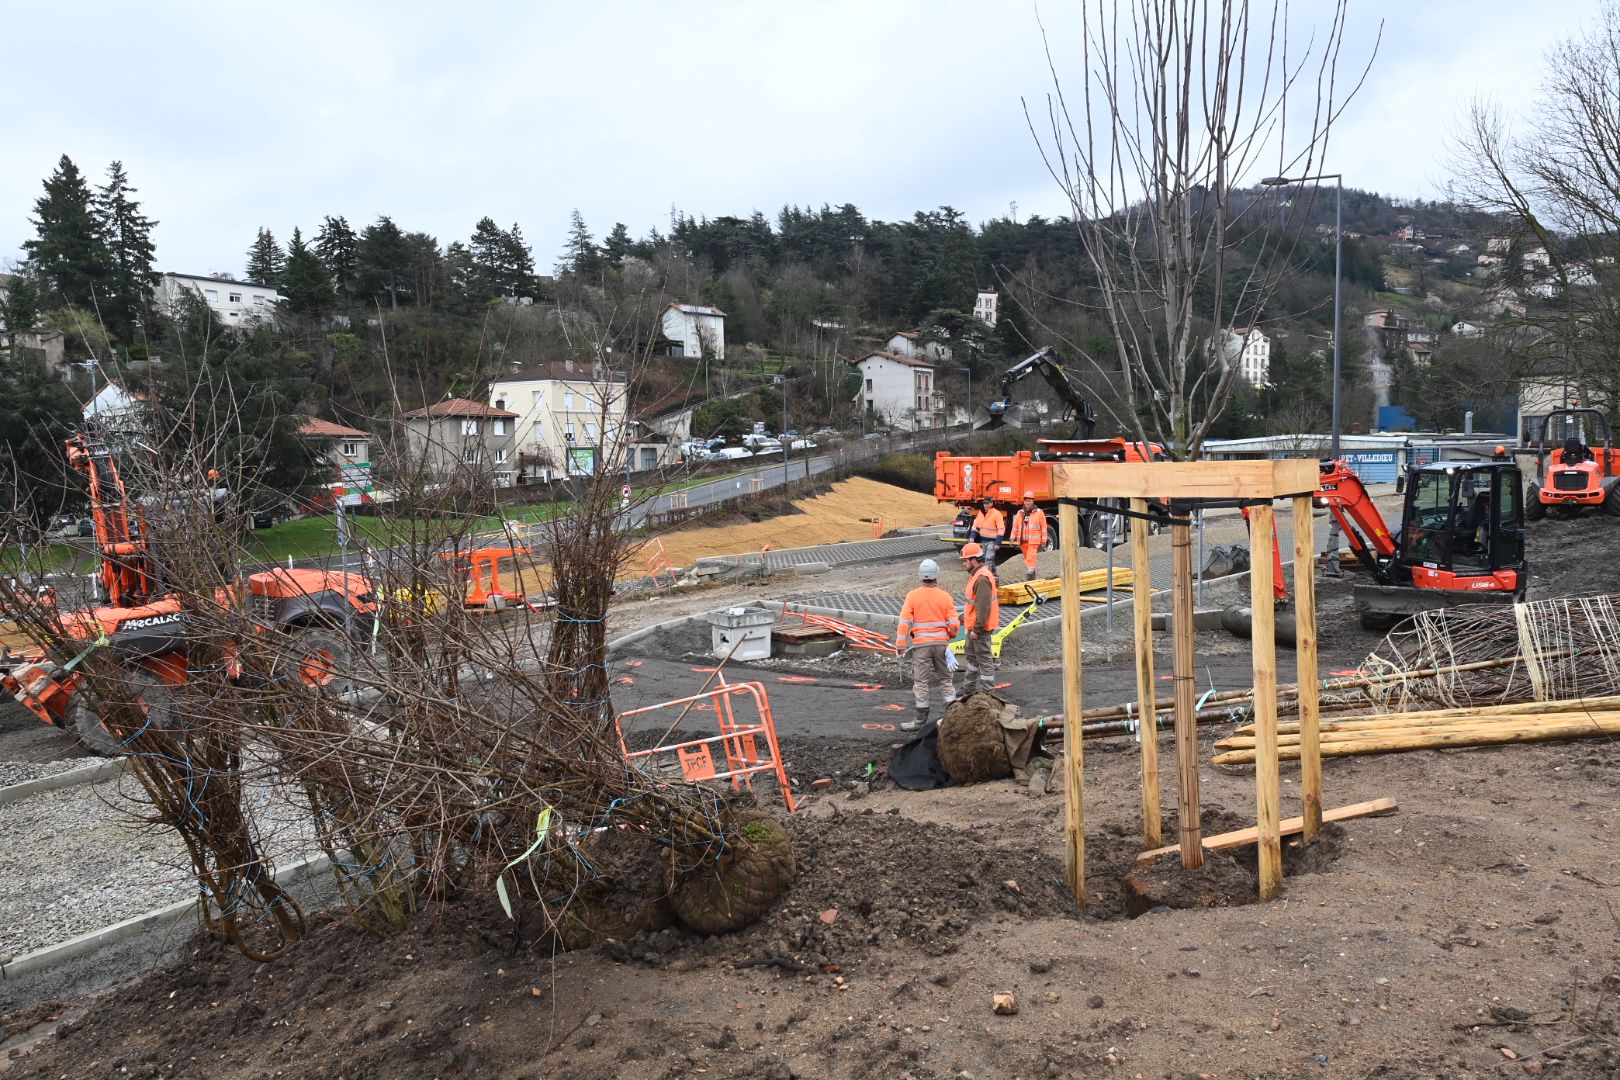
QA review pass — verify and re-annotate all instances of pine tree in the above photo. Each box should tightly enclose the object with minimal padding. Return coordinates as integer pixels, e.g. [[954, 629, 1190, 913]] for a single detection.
[[1, 273, 42, 334], [469, 216, 507, 301], [603, 222, 633, 267], [356, 216, 411, 307], [559, 209, 601, 276], [280, 227, 336, 315], [245, 227, 285, 287], [23, 155, 108, 311], [94, 161, 158, 340], [313, 215, 359, 295], [500, 222, 535, 295]]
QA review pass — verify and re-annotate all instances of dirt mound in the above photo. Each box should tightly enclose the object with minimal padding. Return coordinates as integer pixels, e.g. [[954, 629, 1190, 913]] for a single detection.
[[936, 692, 1015, 784]]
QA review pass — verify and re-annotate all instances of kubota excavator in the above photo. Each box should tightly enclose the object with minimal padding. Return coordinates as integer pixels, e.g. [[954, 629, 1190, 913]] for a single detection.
[[0, 432, 379, 754], [1525, 407, 1620, 519]]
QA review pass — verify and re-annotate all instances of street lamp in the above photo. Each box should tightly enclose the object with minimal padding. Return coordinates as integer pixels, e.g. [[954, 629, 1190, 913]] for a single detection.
[[1263, 171, 1344, 575]]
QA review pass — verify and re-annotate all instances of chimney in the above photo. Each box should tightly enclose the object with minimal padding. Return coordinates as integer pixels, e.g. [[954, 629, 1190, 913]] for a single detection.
[[564, 358, 574, 374]]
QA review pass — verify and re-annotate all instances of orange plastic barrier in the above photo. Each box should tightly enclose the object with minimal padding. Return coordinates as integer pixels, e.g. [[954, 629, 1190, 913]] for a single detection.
[[779, 604, 900, 656], [644, 539, 675, 588], [615, 681, 796, 813]]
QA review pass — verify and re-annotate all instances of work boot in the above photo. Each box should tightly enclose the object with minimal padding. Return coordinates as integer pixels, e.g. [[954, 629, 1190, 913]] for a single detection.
[[1026, 568, 1037, 581], [901, 706, 928, 732]]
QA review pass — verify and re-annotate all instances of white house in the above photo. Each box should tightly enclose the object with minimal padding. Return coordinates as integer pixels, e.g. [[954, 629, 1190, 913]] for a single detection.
[[885, 331, 953, 364], [1222, 326, 1272, 387], [848, 351, 944, 431], [1451, 321, 1485, 337], [154, 272, 283, 326], [973, 289, 999, 327], [489, 362, 630, 481], [659, 302, 726, 360], [297, 418, 372, 506], [82, 381, 147, 434]]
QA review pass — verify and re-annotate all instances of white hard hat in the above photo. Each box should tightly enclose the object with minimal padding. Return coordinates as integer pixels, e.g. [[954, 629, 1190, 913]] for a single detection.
[[918, 558, 940, 580]]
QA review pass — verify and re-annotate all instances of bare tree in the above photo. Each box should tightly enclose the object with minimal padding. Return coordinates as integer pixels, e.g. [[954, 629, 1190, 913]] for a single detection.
[[1453, 3, 1620, 409], [1028, 1, 1377, 456]]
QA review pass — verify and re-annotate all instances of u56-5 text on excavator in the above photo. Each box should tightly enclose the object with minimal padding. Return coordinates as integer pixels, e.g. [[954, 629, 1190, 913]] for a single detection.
[[0, 433, 379, 754]]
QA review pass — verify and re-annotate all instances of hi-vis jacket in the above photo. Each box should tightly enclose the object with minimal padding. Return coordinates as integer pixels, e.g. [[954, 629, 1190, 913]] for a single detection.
[[971, 506, 1005, 541], [964, 565, 1001, 631], [897, 584, 961, 648], [1010, 506, 1048, 547]]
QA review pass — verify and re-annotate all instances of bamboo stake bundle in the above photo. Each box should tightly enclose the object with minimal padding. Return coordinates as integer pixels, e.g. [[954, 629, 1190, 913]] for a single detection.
[[1212, 710, 1620, 764]]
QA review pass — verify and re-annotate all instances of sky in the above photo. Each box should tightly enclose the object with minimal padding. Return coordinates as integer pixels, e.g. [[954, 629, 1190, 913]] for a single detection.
[[0, 0, 1604, 278]]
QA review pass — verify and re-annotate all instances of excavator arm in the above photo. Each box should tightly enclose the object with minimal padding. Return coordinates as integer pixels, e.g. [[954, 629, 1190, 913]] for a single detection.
[[974, 347, 1098, 438], [1313, 460, 1398, 584], [65, 434, 154, 609]]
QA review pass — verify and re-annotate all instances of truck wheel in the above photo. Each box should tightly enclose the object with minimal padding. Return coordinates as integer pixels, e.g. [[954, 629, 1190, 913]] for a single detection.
[[1526, 486, 1546, 521], [69, 668, 176, 756], [277, 627, 358, 699], [1604, 487, 1620, 517]]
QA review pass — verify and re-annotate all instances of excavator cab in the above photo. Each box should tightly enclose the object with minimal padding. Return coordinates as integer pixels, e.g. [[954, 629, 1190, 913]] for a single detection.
[[1399, 462, 1524, 578]]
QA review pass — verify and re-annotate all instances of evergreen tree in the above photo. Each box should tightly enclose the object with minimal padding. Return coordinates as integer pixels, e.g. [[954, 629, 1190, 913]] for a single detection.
[[559, 209, 602, 276], [94, 161, 158, 340], [1, 272, 42, 334], [468, 218, 534, 300], [356, 216, 411, 307], [24, 155, 108, 311], [280, 227, 336, 315], [501, 222, 535, 294], [245, 227, 285, 287], [0, 367, 81, 526], [603, 222, 633, 267], [442, 241, 478, 312], [313, 215, 359, 295]]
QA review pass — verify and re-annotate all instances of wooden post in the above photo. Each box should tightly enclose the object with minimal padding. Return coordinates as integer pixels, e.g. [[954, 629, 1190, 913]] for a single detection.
[[1129, 497, 1161, 848], [1247, 503, 1283, 900], [1058, 500, 1086, 904], [1169, 504, 1202, 869], [1291, 494, 1323, 841]]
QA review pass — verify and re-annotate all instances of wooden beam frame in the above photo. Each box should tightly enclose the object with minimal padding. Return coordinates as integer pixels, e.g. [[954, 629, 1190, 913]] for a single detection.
[[1058, 501, 1085, 904], [1053, 459, 1319, 501]]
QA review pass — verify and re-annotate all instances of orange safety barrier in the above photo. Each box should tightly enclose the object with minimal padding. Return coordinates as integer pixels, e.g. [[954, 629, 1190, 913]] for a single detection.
[[644, 539, 675, 588], [871, 516, 884, 539], [440, 545, 531, 608], [615, 681, 797, 813], [779, 604, 900, 655]]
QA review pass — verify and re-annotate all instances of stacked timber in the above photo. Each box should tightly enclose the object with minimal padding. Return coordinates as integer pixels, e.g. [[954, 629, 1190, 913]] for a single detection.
[[1211, 695, 1620, 764], [997, 567, 1133, 606]]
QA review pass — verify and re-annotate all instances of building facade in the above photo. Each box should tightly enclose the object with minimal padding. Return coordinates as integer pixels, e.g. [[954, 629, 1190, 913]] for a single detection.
[[298, 418, 373, 507], [399, 399, 518, 486], [973, 289, 999, 327], [154, 273, 282, 326], [849, 351, 945, 431], [488, 363, 630, 482], [659, 302, 726, 360], [1222, 327, 1272, 386]]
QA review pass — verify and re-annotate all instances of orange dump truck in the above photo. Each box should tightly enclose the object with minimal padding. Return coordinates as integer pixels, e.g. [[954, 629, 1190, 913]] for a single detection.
[[935, 437, 1165, 553]]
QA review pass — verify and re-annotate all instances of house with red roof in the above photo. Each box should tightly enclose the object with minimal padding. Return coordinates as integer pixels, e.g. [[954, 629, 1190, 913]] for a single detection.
[[297, 418, 373, 507], [399, 398, 519, 485]]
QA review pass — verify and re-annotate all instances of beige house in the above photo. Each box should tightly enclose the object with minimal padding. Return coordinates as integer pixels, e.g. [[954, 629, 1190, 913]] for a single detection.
[[298, 418, 372, 506], [849, 350, 945, 431], [488, 363, 629, 481], [399, 398, 519, 486]]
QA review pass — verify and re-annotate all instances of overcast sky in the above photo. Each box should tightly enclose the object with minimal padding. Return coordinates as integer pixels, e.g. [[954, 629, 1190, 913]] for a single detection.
[[0, 1, 1602, 278]]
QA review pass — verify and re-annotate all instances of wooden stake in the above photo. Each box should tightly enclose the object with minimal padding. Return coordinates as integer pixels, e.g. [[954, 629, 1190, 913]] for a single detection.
[[1130, 497, 1161, 848], [1135, 798, 1398, 862], [1247, 502, 1282, 900], [1291, 494, 1322, 841], [1058, 500, 1085, 904], [1170, 506, 1202, 869], [1211, 713, 1620, 763]]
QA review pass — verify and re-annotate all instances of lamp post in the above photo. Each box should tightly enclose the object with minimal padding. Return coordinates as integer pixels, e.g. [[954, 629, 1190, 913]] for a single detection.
[[958, 365, 974, 429], [1263, 171, 1344, 576]]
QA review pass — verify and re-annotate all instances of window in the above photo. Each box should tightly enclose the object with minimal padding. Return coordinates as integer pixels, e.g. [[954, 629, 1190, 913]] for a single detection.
[[494, 399, 506, 412], [462, 446, 482, 464], [253, 296, 266, 306], [865, 378, 874, 392], [493, 419, 508, 436], [586, 422, 599, 442], [228, 292, 242, 304], [495, 448, 509, 464], [564, 391, 575, 411], [205, 289, 219, 301], [565, 421, 576, 441], [532, 390, 543, 411], [461, 419, 479, 437], [340, 442, 359, 458]]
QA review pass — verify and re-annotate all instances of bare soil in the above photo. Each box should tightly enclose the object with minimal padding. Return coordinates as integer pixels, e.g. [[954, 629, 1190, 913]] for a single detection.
[[7, 509, 1620, 1078]]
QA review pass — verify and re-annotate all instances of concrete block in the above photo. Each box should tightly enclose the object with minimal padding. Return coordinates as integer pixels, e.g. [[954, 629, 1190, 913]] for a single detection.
[[792, 562, 831, 576]]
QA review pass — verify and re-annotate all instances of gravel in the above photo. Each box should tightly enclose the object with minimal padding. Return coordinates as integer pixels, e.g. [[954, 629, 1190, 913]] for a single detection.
[[0, 753, 321, 960], [0, 759, 96, 789]]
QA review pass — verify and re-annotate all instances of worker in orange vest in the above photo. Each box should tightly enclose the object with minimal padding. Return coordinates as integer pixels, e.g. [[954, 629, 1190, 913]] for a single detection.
[[1008, 491, 1049, 581], [959, 542, 1000, 694], [896, 558, 960, 732], [970, 495, 1005, 565]]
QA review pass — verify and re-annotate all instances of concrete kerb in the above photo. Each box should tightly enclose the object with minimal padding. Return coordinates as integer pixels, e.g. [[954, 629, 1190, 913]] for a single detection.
[[0, 755, 130, 805], [0, 849, 340, 985]]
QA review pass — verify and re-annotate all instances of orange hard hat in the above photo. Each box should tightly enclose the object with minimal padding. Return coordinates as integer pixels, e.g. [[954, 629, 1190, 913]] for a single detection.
[[960, 542, 984, 560], [1023, 490, 1035, 499]]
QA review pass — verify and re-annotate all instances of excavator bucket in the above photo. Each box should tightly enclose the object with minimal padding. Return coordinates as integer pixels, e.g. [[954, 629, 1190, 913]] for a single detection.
[[973, 401, 1039, 431]]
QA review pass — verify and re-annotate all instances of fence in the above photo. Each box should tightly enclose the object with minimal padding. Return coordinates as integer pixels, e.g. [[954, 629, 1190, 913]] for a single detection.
[[615, 681, 796, 813]]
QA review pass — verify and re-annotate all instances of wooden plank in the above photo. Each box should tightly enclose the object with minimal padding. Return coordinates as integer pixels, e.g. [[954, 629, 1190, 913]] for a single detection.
[[1053, 459, 1320, 500], [1135, 798, 1399, 862], [1058, 501, 1086, 905], [1170, 511, 1202, 869], [1248, 503, 1283, 901], [1292, 494, 1323, 842], [1130, 497, 1161, 849]]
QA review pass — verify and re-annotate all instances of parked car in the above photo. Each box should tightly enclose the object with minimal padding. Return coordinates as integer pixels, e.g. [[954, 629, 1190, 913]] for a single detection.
[[709, 446, 753, 461], [77, 519, 94, 537], [752, 446, 783, 457], [863, 432, 886, 441], [787, 439, 816, 450]]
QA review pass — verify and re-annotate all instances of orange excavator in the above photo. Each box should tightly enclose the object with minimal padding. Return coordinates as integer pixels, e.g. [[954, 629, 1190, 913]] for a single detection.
[[0, 433, 379, 754], [1243, 457, 1528, 631]]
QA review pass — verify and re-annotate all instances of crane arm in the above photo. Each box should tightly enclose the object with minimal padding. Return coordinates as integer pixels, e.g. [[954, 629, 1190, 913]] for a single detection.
[[979, 347, 1098, 438], [1314, 460, 1398, 583]]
